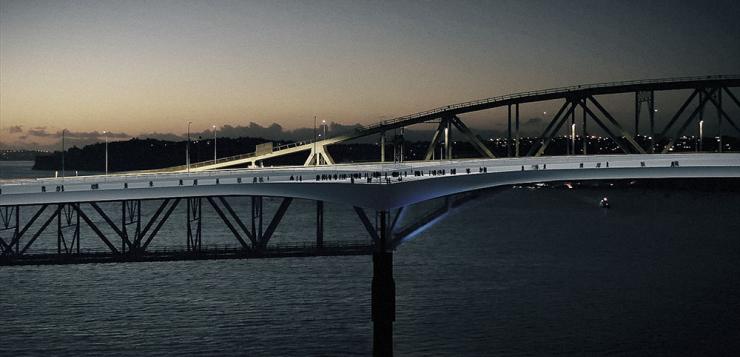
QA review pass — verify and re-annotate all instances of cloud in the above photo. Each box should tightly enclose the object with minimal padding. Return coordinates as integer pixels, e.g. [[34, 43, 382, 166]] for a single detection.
[[27, 127, 52, 137], [4, 125, 23, 133], [139, 132, 184, 141], [4, 120, 514, 151]]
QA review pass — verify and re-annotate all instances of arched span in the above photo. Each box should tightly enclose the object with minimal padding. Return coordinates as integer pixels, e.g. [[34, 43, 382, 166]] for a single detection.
[[174, 75, 740, 171]]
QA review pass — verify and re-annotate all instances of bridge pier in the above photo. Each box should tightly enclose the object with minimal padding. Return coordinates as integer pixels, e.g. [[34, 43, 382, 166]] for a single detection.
[[122, 200, 141, 253], [57, 203, 80, 255], [717, 90, 722, 152], [186, 198, 202, 252], [507, 104, 512, 157], [252, 196, 263, 249], [582, 98, 588, 155], [380, 132, 386, 163], [316, 201, 324, 248], [444, 118, 451, 159], [372, 210, 395, 357]]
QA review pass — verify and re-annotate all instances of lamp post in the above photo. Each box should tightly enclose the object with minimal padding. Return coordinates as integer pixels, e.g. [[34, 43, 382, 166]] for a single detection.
[[103, 131, 109, 175], [61, 129, 66, 179], [313, 116, 318, 166], [571, 123, 576, 155], [699, 120, 704, 152], [322, 119, 327, 138], [187, 121, 192, 172], [212, 125, 217, 164]]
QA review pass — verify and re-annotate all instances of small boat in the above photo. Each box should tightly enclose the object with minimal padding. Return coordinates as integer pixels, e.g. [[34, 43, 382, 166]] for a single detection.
[[599, 197, 610, 208]]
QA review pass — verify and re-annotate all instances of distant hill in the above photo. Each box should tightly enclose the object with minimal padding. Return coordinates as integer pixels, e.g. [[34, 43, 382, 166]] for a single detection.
[[33, 137, 282, 172], [1, 150, 50, 161]]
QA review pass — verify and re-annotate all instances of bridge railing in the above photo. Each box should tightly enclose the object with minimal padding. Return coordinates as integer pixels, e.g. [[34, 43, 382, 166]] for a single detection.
[[150, 138, 326, 172], [11, 241, 371, 257]]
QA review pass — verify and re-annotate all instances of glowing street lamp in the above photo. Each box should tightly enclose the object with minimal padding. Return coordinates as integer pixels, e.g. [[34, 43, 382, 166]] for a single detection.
[[187, 122, 192, 172], [571, 123, 576, 155], [61, 129, 66, 179], [212, 125, 217, 164], [699, 120, 704, 152], [103, 131, 109, 175]]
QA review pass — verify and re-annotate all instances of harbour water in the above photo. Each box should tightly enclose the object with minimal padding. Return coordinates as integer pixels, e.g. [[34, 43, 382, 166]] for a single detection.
[[1, 161, 739, 356]]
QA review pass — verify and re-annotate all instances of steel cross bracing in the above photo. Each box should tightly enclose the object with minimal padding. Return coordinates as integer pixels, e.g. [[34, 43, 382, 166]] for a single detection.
[[0, 196, 379, 266], [0, 194, 481, 266], [153, 75, 739, 171]]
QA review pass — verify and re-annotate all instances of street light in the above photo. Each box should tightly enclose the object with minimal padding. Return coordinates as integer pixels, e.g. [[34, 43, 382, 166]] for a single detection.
[[322, 119, 327, 138], [187, 122, 192, 172], [103, 131, 109, 175], [699, 120, 704, 152], [61, 129, 66, 179], [571, 123, 576, 155], [313, 116, 318, 166], [212, 125, 217, 164]]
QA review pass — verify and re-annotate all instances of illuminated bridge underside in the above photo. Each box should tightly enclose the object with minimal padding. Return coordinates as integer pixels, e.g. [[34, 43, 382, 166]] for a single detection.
[[180, 75, 740, 171], [2, 154, 739, 210]]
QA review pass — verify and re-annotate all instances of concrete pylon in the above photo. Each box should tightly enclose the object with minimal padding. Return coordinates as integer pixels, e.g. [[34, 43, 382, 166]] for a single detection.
[[304, 144, 335, 166]]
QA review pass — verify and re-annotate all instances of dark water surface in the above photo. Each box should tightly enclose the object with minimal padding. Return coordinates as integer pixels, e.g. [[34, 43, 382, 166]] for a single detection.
[[2, 162, 740, 356]]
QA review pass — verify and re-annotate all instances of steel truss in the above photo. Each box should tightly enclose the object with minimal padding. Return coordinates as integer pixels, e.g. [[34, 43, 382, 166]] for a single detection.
[[1, 196, 306, 259], [409, 84, 739, 160], [658, 87, 740, 153], [423, 115, 495, 161], [5, 190, 488, 356], [524, 95, 647, 157]]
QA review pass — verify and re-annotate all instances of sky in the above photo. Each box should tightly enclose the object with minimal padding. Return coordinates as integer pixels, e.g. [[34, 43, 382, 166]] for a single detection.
[[1, 0, 739, 149]]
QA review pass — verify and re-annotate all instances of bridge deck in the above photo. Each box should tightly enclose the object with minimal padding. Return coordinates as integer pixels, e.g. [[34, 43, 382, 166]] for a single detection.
[[2, 154, 739, 209]]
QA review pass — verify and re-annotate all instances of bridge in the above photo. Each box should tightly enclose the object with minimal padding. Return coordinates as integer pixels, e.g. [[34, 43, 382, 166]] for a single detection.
[[167, 74, 740, 171], [3, 75, 740, 356]]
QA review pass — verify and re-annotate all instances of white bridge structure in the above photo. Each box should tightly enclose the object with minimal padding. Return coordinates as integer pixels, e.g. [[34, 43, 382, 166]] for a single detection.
[[2, 154, 739, 210]]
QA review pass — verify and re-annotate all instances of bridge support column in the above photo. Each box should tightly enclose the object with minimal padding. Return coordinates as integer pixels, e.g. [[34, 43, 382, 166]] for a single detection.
[[57, 203, 80, 255], [380, 132, 386, 163], [372, 210, 395, 357], [444, 119, 451, 159], [515, 103, 520, 157], [252, 196, 263, 249], [304, 145, 335, 166], [717, 89, 723, 152], [316, 201, 324, 248], [507, 104, 512, 157], [570, 103, 576, 155], [582, 99, 588, 155], [649, 91, 655, 153], [122, 200, 142, 253], [634, 91, 639, 138], [635, 91, 655, 152], [186, 198, 202, 252]]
